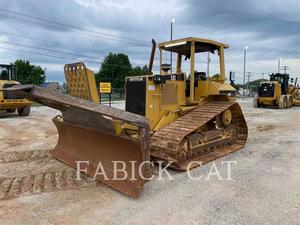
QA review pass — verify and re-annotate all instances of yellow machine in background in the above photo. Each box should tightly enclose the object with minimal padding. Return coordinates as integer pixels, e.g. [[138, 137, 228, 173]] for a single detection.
[[254, 73, 299, 109], [6, 37, 248, 197], [0, 64, 31, 116], [288, 77, 300, 106]]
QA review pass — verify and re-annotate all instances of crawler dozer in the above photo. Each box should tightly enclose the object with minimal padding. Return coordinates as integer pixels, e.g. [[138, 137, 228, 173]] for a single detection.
[[254, 73, 300, 108], [5, 37, 248, 197], [0, 64, 31, 116]]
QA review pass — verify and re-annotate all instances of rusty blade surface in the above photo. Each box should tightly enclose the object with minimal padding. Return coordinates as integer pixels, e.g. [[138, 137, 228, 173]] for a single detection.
[[4, 85, 151, 197], [52, 118, 151, 198]]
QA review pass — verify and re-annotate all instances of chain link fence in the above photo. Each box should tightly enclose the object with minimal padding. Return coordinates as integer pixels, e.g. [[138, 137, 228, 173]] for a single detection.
[[99, 88, 125, 103]]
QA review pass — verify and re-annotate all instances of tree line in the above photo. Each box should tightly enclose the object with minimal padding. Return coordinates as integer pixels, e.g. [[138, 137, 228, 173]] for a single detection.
[[6, 53, 268, 91], [95, 52, 148, 88], [6, 53, 148, 88], [1, 59, 46, 85]]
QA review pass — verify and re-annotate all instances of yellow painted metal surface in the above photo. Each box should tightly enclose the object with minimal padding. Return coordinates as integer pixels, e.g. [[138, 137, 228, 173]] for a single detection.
[[99, 82, 111, 93], [219, 47, 226, 81], [195, 80, 235, 99], [288, 85, 300, 106], [143, 77, 185, 131], [0, 80, 32, 110], [257, 81, 282, 106], [0, 99, 31, 109], [64, 62, 99, 103], [158, 37, 229, 50], [142, 77, 236, 131], [258, 97, 277, 106], [64, 36, 237, 133]]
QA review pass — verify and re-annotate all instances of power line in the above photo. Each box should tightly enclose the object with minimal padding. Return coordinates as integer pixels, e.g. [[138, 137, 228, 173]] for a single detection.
[[1, 31, 153, 67], [0, 45, 99, 64], [0, 13, 146, 46], [281, 66, 290, 74], [0, 7, 147, 44], [246, 72, 253, 83], [1, 30, 89, 50], [0, 40, 102, 61], [0, 10, 153, 69], [0, 8, 149, 46], [0, 46, 150, 70], [2, 30, 151, 63]]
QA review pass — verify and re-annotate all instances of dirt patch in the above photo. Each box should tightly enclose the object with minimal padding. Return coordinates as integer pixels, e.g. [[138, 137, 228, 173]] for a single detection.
[[262, 151, 282, 161], [1, 102, 300, 225], [256, 124, 275, 132], [0, 107, 97, 201]]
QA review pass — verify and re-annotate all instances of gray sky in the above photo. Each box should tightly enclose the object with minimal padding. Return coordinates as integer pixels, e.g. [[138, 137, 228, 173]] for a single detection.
[[0, 0, 299, 83]]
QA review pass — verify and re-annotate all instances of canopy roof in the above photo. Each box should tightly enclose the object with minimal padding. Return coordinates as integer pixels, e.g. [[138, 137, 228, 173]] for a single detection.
[[158, 37, 229, 56]]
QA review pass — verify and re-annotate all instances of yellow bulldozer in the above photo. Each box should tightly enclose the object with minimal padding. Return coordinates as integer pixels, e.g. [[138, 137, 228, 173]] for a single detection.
[[0, 64, 31, 116], [253, 73, 300, 109], [5, 37, 248, 197]]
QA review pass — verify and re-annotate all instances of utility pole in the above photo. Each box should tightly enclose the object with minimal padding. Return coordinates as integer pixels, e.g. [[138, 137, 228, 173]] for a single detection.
[[246, 72, 253, 97], [281, 66, 290, 74], [170, 18, 175, 73], [243, 46, 248, 98], [261, 73, 265, 80], [207, 52, 210, 77], [278, 58, 281, 73]]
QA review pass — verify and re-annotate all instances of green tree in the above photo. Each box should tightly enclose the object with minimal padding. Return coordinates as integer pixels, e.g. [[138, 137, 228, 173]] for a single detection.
[[211, 74, 221, 79], [235, 78, 268, 93], [130, 65, 149, 76], [247, 78, 268, 92], [13, 60, 46, 85], [95, 52, 148, 88], [95, 53, 132, 88]]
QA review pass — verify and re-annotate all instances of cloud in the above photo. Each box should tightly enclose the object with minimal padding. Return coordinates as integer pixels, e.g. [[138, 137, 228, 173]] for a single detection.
[[0, 0, 299, 83]]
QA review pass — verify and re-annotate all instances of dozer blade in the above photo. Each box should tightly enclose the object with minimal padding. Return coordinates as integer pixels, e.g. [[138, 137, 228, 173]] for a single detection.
[[4, 85, 151, 198]]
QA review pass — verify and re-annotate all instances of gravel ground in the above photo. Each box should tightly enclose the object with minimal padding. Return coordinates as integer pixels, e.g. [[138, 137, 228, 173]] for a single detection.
[[0, 99, 300, 225]]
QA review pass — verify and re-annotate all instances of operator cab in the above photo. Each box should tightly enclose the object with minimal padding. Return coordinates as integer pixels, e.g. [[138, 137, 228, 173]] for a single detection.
[[0, 64, 17, 81], [258, 73, 290, 98], [157, 37, 235, 102], [125, 37, 236, 120], [270, 73, 289, 95]]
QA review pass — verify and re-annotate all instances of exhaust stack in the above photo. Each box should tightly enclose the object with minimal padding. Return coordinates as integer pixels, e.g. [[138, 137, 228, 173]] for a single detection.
[[148, 39, 156, 75]]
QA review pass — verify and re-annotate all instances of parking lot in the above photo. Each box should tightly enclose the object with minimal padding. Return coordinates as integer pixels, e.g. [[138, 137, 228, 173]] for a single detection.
[[0, 99, 300, 225]]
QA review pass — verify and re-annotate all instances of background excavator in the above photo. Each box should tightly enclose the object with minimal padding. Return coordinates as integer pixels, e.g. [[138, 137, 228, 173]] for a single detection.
[[5, 37, 248, 198]]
